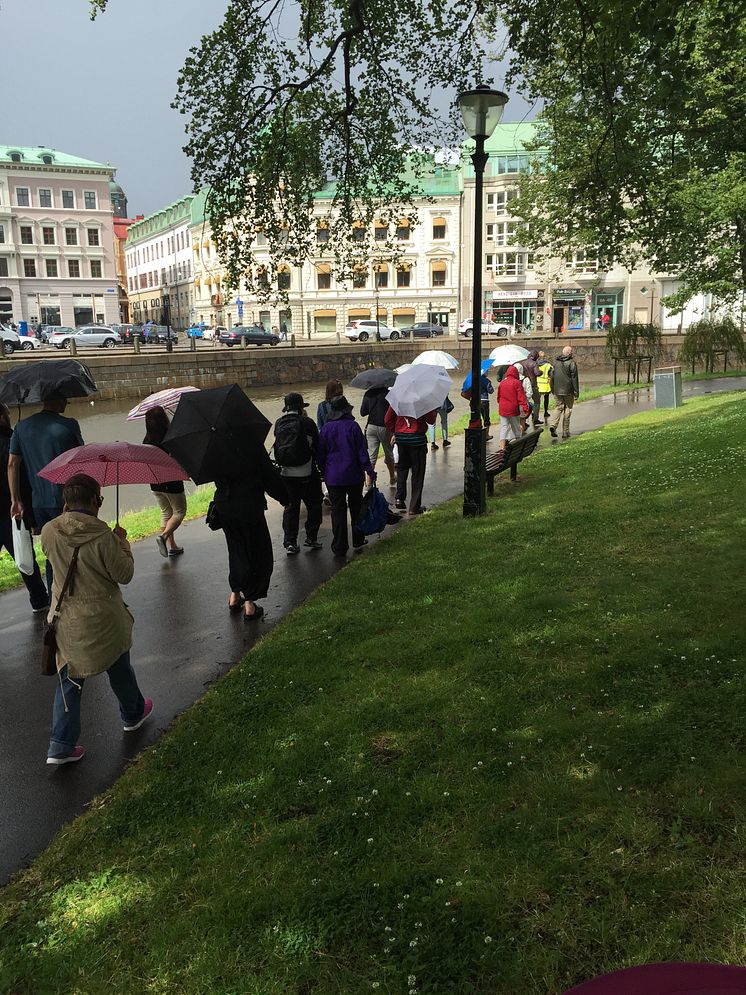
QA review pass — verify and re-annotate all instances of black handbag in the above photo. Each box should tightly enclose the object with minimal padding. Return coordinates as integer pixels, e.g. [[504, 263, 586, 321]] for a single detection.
[[41, 548, 79, 676], [205, 499, 222, 532]]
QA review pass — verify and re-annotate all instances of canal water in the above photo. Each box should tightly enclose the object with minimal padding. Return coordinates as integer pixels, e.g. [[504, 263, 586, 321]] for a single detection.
[[12, 369, 624, 517]]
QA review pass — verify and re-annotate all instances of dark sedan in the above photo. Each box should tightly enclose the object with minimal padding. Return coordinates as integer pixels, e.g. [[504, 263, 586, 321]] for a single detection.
[[399, 322, 447, 339], [140, 324, 178, 344], [219, 325, 280, 347]]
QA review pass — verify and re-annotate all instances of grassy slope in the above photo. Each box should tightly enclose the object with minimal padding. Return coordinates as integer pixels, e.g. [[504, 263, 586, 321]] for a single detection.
[[1, 394, 746, 995]]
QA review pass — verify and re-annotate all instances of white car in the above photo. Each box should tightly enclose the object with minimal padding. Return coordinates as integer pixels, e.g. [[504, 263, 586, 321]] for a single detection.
[[458, 318, 514, 338], [51, 325, 121, 349], [1, 326, 44, 355], [344, 319, 401, 342]]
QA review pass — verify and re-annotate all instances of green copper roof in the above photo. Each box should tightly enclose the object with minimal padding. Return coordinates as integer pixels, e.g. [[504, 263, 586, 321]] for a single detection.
[[126, 195, 195, 246], [0, 145, 113, 170], [483, 121, 537, 153]]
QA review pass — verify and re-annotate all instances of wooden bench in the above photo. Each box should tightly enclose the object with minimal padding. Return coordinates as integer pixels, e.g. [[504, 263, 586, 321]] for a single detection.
[[485, 427, 543, 496]]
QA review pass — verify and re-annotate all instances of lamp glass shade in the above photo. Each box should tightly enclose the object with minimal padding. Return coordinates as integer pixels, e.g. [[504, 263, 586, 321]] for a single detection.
[[457, 87, 509, 139]]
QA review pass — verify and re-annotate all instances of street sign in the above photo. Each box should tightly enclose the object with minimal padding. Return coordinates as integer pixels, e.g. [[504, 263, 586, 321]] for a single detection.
[[236, 297, 244, 320]]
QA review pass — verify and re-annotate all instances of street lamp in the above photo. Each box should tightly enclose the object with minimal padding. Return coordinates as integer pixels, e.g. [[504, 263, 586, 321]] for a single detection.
[[457, 85, 508, 517]]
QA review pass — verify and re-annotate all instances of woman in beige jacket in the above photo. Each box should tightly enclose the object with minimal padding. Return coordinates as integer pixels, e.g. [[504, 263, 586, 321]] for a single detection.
[[42, 473, 153, 765]]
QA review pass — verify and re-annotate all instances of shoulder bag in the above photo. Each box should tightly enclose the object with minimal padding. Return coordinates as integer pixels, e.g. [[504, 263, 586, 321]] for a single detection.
[[41, 547, 79, 676]]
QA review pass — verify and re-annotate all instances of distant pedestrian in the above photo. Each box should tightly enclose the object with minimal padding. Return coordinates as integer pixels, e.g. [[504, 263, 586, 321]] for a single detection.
[[496, 364, 529, 450], [428, 396, 453, 452], [522, 350, 542, 427], [479, 372, 495, 439], [42, 473, 152, 765], [213, 449, 288, 622], [318, 396, 376, 557], [384, 404, 437, 515], [316, 379, 344, 430], [7, 393, 84, 597], [514, 363, 534, 434], [536, 351, 553, 420], [360, 385, 397, 486], [549, 345, 580, 439], [143, 405, 187, 558], [273, 392, 323, 554], [280, 321, 289, 341], [0, 403, 48, 613]]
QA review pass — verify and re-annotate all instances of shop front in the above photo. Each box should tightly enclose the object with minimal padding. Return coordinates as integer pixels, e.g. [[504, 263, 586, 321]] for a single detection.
[[392, 307, 416, 329], [490, 289, 544, 333], [313, 308, 337, 334], [551, 288, 590, 334], [592, 289, 624, 330]]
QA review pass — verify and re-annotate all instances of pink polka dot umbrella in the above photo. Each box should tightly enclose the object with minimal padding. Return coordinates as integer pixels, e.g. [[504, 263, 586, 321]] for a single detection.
[[38, 442, 189, 523]]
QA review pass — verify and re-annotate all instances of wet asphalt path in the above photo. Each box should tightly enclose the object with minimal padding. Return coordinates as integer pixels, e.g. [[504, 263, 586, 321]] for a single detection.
[[1, 376, 743, 885]]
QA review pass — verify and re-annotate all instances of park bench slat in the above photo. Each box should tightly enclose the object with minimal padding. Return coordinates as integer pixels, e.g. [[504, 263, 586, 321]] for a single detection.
[[485, 427, 543, 496]]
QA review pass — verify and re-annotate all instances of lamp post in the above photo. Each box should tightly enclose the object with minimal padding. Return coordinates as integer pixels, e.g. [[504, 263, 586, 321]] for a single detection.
[[457, 85, 508, 516]]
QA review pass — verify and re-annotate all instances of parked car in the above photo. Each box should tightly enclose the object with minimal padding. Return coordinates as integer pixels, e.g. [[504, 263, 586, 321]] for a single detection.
[[51, 326, 121, 349], [111, 323, 140, 344], [344, 319, 401, 342], [219, 325, 280, 347], [141, 324, 178, 345], [1, 326, 44, 355], [187, 324, 204, 338], [458, 318, 513, 338], [398, 321, 447, 339]]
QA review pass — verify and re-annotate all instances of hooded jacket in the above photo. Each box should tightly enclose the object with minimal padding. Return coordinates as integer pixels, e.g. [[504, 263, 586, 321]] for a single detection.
[[497, 365, 529, 417], [552, 354, 579, 398], [41, 512, 135, 678], [521, 351, 540, 391], [318, 411, 374, 486]]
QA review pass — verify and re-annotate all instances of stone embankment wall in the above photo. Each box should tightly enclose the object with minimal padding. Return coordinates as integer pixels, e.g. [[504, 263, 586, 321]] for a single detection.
[[0, 334, 689, 402]]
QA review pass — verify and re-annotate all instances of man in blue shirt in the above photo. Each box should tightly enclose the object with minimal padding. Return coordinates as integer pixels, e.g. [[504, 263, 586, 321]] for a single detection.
[[480, 372, 495, 440], [8, 394, 84, 594]]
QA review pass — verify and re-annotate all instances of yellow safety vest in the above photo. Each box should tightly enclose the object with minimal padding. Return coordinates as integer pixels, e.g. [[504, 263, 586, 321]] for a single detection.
[[537, 362, 552, 393]]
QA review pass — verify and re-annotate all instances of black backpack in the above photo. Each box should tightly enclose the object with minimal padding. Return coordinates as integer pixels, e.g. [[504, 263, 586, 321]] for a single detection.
[[273, 414, 312, 467]]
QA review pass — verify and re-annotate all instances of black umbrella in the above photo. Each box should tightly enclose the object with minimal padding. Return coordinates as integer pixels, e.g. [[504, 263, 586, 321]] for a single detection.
[[162, 383, 271, 485], [349, 368, 398, 390], [0, 359, 97, 406]]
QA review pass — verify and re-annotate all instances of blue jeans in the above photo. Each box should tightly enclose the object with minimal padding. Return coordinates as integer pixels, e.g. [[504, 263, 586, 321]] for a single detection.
[[33, 506, 62, 599], [47, 651, 145, 759]]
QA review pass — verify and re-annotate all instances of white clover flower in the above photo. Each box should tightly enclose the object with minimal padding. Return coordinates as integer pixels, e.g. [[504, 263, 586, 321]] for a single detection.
[[435, 878, 444, 885], [484, 936, 493, 944], [408, 975, 416, 985], [367, 837, 374, 844], [456, 881, 463, 887]]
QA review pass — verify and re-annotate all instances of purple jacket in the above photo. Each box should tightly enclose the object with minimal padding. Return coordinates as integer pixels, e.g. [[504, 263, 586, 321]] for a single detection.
[[318, 413, 374, 486]]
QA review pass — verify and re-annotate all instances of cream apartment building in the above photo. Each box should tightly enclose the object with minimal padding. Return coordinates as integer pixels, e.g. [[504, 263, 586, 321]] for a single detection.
[[459, 123, 707, 335], [189, 167, 462, 336], [0, 145, 119, 327], [124, 195, 194, 329]]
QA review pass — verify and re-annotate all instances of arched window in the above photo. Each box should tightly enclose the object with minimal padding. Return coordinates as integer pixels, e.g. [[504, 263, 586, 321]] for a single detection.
[[277, 265, 291, 290], [373, 262, 389, 288], [374, 220, 388, 242], [316, 263, 331, 290], [396, 217, 410, 241], [432, 216, 446, 240], [430, 260, 447, 287]]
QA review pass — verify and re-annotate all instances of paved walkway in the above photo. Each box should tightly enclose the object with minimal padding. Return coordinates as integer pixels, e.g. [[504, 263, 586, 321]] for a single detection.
[[1, 376, 743, 884]]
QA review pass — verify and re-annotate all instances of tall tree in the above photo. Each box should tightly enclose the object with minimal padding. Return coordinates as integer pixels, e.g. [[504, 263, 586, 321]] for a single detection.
[[501, 0, 746, 312]]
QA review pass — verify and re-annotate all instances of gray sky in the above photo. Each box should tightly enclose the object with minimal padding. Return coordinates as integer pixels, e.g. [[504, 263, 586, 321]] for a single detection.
[[1, 0, 228, 217], [2, 1, 535, 220]]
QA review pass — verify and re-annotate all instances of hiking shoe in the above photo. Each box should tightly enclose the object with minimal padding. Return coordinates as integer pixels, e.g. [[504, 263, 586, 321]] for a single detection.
[[549, 427, 557, 438], [395, 500, 406, 510], [304, 538, 323, 549], [155, 535, 168, 557], [124, 698, 153, 732], [285, 543, 300, 555], [46, 746, 86, 766], [168, 547, 184, 557], [430, 443, 439, 451], [442, 439, 451, 447], [32, 603, 50, 614], [410, 506, 427, 515]]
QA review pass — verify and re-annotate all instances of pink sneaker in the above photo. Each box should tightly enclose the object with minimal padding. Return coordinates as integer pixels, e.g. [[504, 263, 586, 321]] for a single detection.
[[123, 698, 154, 732], [46, 745, 86, 766]]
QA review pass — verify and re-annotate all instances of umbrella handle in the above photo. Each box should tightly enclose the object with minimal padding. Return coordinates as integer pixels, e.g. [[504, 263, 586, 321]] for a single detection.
[[116, 462, 119, 525]]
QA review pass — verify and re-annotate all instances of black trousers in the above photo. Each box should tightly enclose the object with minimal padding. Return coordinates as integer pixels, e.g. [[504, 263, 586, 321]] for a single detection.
[[480, 399, 491, 426], [281, 471, 323, 545], [328, 484, 365, 555], [0, 516, 48, 609], [222, 514, 274, 602], [395, 444, 426, 513], [539, 392, 550, 416]]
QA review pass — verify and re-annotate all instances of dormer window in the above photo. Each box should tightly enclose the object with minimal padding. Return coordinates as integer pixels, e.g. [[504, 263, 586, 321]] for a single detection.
[[41, 154, 53, 165], [9, 151, 22, 163]]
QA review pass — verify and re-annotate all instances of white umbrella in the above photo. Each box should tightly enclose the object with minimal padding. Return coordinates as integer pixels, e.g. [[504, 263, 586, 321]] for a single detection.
[[411, 350, 459, 370], [395, 363, 414, 374], [386, 365, 452, 419], [127, 386, 200, 421], [488, 344, 530, 365]]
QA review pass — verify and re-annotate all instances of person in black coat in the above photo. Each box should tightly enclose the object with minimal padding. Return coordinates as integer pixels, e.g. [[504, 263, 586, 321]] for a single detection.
[[213, 448, 288, 623], [0, 402, 49, 612]]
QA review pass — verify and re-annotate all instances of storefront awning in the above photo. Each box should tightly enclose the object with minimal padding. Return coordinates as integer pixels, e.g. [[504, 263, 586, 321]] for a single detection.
[[392, 307, 416, 315], [314, 308, 336, 317], [347, 309, 370, 318]]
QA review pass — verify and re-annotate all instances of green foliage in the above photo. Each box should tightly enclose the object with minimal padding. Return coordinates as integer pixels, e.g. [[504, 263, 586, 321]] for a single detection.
[[2, 394, 746, 993], [679, 317, 746, 372], [506, 0, 746, 307], [605, 322, 662, 360]]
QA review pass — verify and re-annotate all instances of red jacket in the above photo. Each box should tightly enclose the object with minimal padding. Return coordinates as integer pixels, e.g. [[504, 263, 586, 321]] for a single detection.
[[383, 406, 437, 437], [497, 366, 529, 417]]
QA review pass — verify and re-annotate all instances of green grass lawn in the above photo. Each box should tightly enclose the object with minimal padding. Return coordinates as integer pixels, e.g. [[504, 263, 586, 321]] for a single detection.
[[1, 394, 746, 995]]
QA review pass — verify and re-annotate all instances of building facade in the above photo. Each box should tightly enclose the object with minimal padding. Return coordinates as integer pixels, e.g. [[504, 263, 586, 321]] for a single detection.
[[124, 196, 194, 329], [0, 145, 120, 327], [189, 168, 462, 336]]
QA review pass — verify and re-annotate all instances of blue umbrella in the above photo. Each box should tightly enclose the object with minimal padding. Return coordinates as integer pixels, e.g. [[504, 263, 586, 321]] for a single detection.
[[461, 359, 495, 392]]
